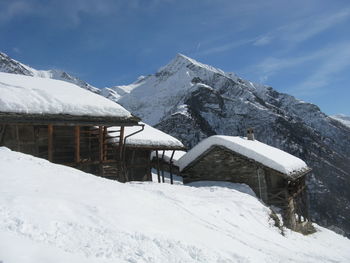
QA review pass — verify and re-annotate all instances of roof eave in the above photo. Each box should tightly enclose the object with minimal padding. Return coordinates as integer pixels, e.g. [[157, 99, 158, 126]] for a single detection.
[[0, 112, 140, 126], [123, 143, 186, 151]]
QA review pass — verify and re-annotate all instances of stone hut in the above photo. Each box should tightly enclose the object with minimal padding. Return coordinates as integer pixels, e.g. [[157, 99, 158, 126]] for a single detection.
[[178, 135, 312, 231], [108, 123, 186, 183], [0, 72, 139, 181]]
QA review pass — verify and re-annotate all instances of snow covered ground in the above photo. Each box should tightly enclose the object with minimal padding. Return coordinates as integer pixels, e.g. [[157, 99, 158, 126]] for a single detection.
[[0, 147, 349, 263]]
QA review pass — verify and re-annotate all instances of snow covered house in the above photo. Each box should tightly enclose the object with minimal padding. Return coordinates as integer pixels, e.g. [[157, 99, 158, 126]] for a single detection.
[[108, 123, 186, 183], [0, 72, 140, 180], [178, 134, 312, 231]]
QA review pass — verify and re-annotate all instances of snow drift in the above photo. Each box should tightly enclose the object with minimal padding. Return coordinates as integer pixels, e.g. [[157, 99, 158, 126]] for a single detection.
[[0, 147, 349, 262]]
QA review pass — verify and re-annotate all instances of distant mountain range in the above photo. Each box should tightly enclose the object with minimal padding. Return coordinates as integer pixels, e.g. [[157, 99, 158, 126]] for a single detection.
[[1, 51, 350, 237], [0, 52, 99, 93]]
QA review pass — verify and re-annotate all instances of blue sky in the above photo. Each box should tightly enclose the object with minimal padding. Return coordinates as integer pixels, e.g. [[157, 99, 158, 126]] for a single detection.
[[1, 0, 349, 115]]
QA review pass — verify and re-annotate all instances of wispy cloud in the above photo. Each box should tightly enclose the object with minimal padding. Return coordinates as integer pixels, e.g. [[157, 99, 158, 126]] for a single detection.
[[197, 38, 255, 56], [247, 41, 350, 95], [257, 8, 350, 48], [252, 49, 330, 81], [253, 36, 272, 46], [294, 42, 350, 95], [0, 0, 170, 27], [0, 1, 34, 23], [199, 8, 350, 57]]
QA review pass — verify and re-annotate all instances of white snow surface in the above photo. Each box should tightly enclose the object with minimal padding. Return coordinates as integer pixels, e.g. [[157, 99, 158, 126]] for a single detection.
[[0, 72, 132, 118], [109, 122, 185, 148], [178, 135, 309, 176], [0, 147, 349, 263]]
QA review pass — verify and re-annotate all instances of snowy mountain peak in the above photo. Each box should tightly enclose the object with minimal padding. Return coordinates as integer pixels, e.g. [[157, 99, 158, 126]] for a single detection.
[[158, 53, 229, 79]]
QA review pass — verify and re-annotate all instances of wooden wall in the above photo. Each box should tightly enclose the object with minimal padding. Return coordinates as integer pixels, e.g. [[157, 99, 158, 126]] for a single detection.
[[124, 148, 152, 182]]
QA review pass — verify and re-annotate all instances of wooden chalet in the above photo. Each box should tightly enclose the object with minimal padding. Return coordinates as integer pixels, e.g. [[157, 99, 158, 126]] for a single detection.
[[108, 123, 186, 183], [0, 72, 140, 181], [177, 132, 312, 232]]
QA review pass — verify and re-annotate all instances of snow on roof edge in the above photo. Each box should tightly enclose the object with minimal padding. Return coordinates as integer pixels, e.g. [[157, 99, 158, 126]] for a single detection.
[[108, 123, 185, 149], [0, 72, 133, 119]]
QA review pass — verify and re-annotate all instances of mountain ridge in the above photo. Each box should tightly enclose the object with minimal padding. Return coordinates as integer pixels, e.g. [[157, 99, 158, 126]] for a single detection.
[[0, 52, 99, 93]]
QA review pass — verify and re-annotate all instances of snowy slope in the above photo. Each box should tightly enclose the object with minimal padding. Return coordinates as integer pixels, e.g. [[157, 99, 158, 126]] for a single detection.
[[331, 114, 350, 128], [105, 54, 350, 237], [0, 52, 99, 93], [1, 147, 349, 263]]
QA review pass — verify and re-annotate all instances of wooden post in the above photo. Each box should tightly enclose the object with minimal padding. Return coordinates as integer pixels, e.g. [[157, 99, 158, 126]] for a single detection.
[[15, 125, 20, 151], [161, 150, 165, 183], [103, 126, 107, 161], [48, 124, 53, 162], [118, 126, 125, 182], [169, 150, 175, 185], [99, 126, 103, 162], [130, 149, 136, 181], [99, 126, 103, 176], [119, 126, 125, 161], [156, 150, 161, 183], [74, 126, 80, 164]]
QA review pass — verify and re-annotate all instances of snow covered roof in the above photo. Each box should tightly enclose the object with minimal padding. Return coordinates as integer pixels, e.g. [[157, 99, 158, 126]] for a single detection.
[[108, 123, 185, 150], [178, 135, 310, 177], [0, 72, 138, 125]]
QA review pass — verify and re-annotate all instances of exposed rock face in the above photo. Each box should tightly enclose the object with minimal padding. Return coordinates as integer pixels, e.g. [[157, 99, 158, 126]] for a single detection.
[[0, 52, 99, 93], [107, 54, 350, 236]]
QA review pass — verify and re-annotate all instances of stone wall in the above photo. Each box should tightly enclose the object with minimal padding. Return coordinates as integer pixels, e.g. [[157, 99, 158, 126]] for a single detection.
[[181, 146, 269, 202]]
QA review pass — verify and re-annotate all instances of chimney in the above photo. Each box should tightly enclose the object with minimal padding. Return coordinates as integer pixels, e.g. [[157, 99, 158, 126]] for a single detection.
[[247, 128, 255, 140]]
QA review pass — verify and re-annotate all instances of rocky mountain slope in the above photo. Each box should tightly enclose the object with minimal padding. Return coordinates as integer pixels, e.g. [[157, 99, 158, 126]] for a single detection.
[[106, 54, 350, 237], [0, 52, 99, 93]]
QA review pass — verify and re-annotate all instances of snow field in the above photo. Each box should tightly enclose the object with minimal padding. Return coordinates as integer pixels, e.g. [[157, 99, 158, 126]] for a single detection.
[[0, 147, 349, 263]]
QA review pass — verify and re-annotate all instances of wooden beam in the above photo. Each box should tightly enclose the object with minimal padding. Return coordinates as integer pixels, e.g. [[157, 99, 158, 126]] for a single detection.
[[48, 124, 53, 162], [169, 150, 175, 185], [74, 126, 80, 163], [15, 125, 20, 151], [161, 150, 165, 183], [119, 126, 125, 160], [103, 126, 107, 161], [98, 126, 104, 177], [99, 126, 103, 163], [156, 150, 161, 183]]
